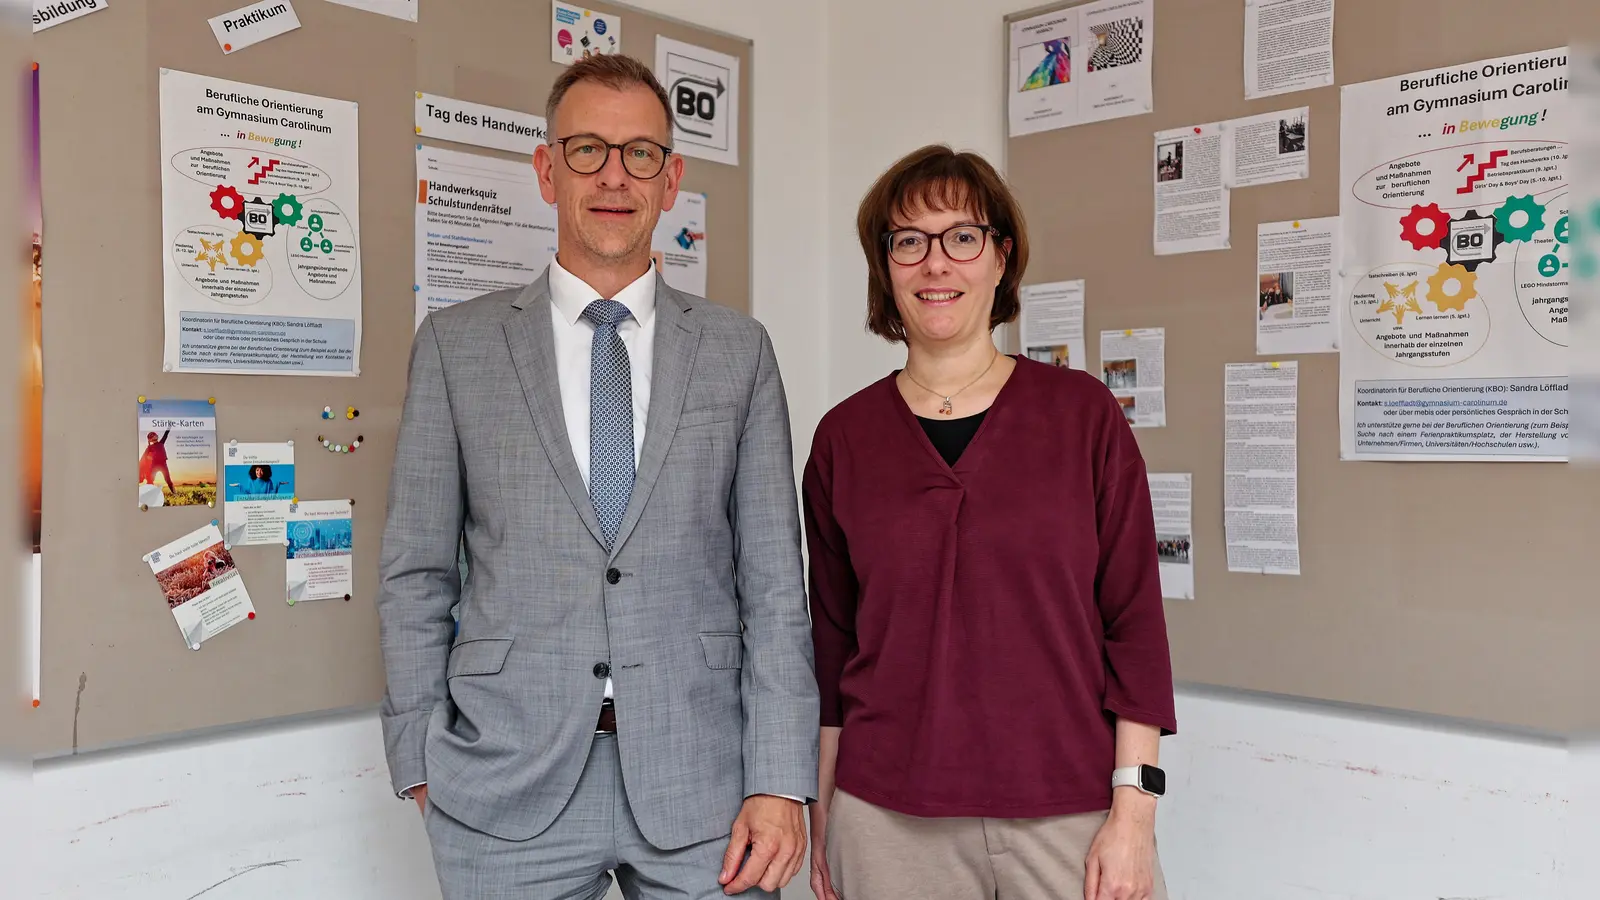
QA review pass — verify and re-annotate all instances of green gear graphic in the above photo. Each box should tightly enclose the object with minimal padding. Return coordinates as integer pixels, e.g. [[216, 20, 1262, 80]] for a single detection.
[[273, 193, 304, 227], [1493, 194, 1545, 243]]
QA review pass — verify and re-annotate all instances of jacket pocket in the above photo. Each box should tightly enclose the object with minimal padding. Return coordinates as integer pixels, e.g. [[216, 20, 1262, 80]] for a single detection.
[[699, 632, 743, 670], [447, 637, 513, 678], [678, 403, 740, 430]]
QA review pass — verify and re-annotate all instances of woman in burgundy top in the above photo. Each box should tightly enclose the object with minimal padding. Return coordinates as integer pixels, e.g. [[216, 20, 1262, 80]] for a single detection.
[[804, 145, 1177, 900]]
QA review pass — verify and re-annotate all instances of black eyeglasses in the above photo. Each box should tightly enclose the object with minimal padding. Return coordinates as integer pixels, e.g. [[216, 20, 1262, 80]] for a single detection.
[[883, 224, 1002, 266], [555, 134, 674, 179]]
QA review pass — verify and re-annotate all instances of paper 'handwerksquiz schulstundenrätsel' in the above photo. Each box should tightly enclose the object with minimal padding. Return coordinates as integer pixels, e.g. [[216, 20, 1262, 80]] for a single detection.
[[1148, 473, 1194, 600], [415, 145, 557, 331], [1154, 122, 1231, 254], [1227, 107, 1309, 188], [286, 499, 355, 604], [1100, 328, 1166, 428], [1020, 279, 1087, 371], [1256, 217, 1341, 355], [1224, 362, 1301, 576], [1244, 0, 1335, 99]]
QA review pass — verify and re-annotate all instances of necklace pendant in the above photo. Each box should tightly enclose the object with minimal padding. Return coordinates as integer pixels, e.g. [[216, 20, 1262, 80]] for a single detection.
[[939, 397, 954, 415]]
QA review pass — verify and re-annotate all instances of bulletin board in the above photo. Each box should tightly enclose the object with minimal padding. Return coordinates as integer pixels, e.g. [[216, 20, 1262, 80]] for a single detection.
[[1004, 0, 1595, 733], [32, 0, 753, 755]]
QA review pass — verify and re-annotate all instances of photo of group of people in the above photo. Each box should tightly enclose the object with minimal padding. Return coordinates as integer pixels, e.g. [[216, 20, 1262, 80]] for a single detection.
[[1155, 140, 1183, 182], [1026, 343, 1073, 367], [1259, 271, 1294, 321], [1103, 358, 1138, 390], [1278, 114, 1306, 154], [1157, 534, 1192, 564]]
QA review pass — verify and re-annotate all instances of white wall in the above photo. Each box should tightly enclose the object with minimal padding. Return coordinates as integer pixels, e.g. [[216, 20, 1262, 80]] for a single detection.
[[31, 2, 1577, 899], [824, 0, 1017, 402]]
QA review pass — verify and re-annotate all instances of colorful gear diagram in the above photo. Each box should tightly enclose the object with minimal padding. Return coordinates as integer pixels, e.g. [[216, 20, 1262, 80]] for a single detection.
[[1425, 263, 1477, 312], [209, 185, 244, 220], [1399, 203, 1452, 251], [229, 230, 265, 268], [1445, 209, 1503, 272], [1493, 194, 1546, 243], [273, 193, 304, 227]]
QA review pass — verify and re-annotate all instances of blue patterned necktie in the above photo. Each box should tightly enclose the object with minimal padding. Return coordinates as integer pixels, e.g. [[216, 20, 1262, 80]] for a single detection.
[[583, 299, 635, 549]]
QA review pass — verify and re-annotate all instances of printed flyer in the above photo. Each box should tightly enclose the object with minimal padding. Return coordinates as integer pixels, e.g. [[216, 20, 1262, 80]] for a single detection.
[[1339, 48, 1570, 461], [145, 522, 256, 649], [136, 399, 218, 509], [286, 499, 354, 604], [652, 191, 708, 298], [223, 441, 295, 546]]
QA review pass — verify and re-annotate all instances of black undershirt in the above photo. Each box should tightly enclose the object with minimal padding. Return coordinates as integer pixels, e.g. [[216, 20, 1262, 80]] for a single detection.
[[917, 410, 988, 467]]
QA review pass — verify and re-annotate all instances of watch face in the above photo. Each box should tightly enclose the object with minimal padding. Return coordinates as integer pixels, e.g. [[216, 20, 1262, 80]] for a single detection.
[[1140, 765, 1166, 796]]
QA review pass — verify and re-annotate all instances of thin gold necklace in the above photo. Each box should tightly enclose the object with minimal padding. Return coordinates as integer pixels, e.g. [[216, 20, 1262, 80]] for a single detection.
[[902, 351, 1001, 416]]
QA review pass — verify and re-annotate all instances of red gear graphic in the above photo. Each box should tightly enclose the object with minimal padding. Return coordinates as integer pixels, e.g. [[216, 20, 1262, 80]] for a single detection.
[[1398, 203, 1451, 251], [209, 185, 244, 220]]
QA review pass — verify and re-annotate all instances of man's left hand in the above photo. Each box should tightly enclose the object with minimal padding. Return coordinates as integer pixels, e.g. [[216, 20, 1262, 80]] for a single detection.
[[1084, 797, 1157, 900], [719, 795, 806, 895]]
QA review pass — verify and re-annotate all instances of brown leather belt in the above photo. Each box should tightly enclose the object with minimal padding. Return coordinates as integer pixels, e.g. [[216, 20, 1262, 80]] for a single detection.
[[597, 700, 617, 733]]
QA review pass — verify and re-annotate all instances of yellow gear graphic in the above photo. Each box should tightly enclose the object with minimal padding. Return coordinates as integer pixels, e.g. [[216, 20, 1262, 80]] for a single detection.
[[229, 230, 265, 268], [1425, 263, 1476, 312]]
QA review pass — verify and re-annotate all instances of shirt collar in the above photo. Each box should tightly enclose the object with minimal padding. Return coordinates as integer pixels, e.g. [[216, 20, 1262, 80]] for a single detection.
[[548, 255, 658, 329]]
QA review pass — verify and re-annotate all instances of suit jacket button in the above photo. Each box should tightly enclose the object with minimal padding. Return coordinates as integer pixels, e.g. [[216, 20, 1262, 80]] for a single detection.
[[605, 568, 621, 585], [593, 662, 611, 679]]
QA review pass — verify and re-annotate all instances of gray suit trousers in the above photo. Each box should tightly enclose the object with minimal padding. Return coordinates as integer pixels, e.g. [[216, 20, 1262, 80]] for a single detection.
[[425, 734, 778, 900]]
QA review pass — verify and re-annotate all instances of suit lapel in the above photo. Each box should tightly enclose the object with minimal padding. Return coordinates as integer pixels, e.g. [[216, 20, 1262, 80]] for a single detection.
[[505, 274, 607, 550], [609, 275, 701, 558]]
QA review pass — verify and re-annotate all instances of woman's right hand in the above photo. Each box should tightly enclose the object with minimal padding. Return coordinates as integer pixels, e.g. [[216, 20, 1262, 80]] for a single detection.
[[809, 805, 841, 900]]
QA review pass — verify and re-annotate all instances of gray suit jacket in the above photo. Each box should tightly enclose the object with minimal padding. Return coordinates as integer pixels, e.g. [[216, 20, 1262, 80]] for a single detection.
[[376, 271, 819, 849]]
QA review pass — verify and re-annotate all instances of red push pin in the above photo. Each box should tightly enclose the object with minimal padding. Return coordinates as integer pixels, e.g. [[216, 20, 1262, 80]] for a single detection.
[[247, 611, 256, 620], [32, 699, 40, 708], [1193, 126, 1202, 134]]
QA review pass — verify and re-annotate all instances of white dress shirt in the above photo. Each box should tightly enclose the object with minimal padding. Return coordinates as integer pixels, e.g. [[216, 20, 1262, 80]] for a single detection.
[[548, 255, 659, 702]]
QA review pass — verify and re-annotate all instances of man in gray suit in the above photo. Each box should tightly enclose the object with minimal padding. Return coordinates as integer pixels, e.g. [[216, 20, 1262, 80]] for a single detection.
[[377, 54, 818, 898]]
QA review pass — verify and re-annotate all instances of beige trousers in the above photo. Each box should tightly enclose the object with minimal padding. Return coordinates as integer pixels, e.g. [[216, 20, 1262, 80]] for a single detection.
[[824, 789, 1169, 900]]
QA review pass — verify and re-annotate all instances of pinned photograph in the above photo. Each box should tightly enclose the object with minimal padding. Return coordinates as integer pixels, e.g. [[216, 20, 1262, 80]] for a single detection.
[[146, 522, 256, 648], [1156, 141, 1183, 182], [286, 499, 354, 603], [1278, 113, 1307, 155], [136, 399, 218, 509], [1258, 271, 1295, 322], [1026, 344, 1073, 368], [223, 441, 295, 546], [1104, 357, 1138, 390]]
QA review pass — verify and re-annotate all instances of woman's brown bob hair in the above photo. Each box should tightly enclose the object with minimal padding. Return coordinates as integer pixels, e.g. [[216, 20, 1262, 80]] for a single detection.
[[857, 145, 1029, 343]]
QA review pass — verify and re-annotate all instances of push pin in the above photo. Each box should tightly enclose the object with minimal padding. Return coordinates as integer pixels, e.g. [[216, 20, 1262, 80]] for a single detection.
[[347, 406, 359, 420], [247, 611, 256, 620], [140, 504, 149, 512], [288, 597, 297, 607], [343, 594, 351, 602], [137, 395, 146, 404], [322, 406, 333, 419], [190, 642, 201, 651]]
